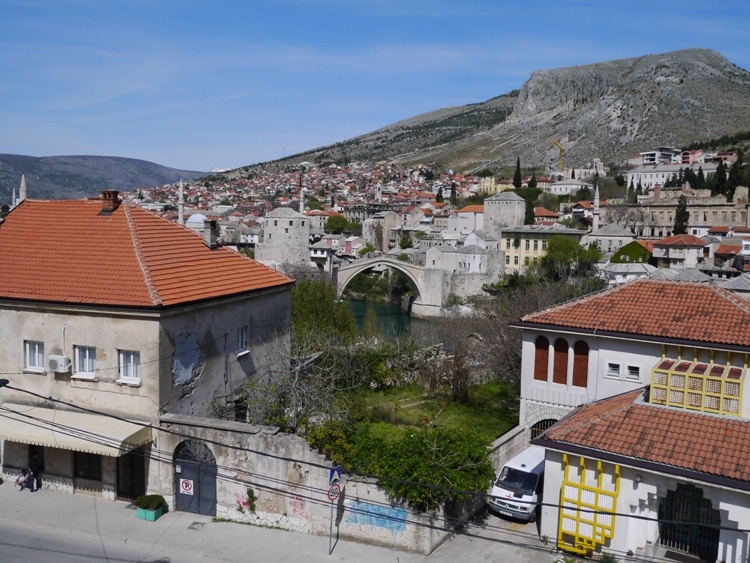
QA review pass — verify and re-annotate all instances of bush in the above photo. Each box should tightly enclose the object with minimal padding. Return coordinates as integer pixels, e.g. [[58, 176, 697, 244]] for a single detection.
[[134, 494, 166, 511]]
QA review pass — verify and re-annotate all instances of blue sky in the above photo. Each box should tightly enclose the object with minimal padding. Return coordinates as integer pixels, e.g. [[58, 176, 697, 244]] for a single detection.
[[2, 0, 749, 172]]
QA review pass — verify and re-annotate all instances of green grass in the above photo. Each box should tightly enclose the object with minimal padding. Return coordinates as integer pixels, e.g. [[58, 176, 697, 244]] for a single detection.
[[351, 381, 518, 443]]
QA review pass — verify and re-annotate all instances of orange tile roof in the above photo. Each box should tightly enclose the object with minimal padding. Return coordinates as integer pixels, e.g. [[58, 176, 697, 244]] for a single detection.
[[458, 205, 484, 214], [534, 207, 560, 217], [537, 388, 750, 485], [0, 197, 292, 308], [716, 244, 741, 255], [655, 234, 705, 247], [514, 279, 750, 348]]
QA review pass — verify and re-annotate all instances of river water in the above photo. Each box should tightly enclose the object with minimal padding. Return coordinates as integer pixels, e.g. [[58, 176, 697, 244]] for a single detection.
[[344, 300, 417, 339]]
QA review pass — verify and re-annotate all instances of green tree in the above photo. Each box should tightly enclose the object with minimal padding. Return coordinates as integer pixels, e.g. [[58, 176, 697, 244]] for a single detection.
[[528, 170, 537, 189], [673, 195, 689, 235], [375, 428, 495, 512], [513, 157, 522, 188], [449, 182, 458, 205], [727, 150, 745, 200], [714, 161, 727, 195], [325, 215, 349, 234], [362, 305, 380, 339], [435, 186, 444, 203], [540, 235, 601, 281], [291, 279, 357, 351]]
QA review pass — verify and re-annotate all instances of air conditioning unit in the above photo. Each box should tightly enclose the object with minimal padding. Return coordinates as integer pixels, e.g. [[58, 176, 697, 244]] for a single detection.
[[48, 355, 72, 373]]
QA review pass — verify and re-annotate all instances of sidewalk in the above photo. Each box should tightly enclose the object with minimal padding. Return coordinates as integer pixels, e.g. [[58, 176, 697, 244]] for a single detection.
[[0, 479, 556, 562]]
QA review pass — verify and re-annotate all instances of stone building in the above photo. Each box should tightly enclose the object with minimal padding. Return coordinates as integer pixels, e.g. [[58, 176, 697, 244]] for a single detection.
[[0, 191, 293, 504], [255, 207, 311, 266]]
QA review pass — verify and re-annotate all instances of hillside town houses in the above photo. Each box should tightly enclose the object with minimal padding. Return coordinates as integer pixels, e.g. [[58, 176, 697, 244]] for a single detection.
[[3, 142, 750, 560]]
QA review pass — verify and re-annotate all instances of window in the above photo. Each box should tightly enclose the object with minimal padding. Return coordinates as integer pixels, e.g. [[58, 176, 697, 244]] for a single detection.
[[506, 239, 511, 249], [74, 345, 96, 378], [533, 240, 538, 251], [572, 341, 589, 387], [542, 240, 548, 250], [534, 337, 549, 381], [237, 325, 248, 355], [525, 240, 530, 250], [25, 340, 44, 371], [524, 256, 530, 266], [514, 256, 519, 265], [626, 365, 640, 381], [607, 362, 620, 377], [553, 339, 568, 384], [118, 350, 141, 383], [74, 451, 102, 481]]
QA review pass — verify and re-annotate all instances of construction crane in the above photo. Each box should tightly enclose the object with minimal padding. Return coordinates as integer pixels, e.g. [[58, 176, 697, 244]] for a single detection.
[[551, 139, 566, 171]]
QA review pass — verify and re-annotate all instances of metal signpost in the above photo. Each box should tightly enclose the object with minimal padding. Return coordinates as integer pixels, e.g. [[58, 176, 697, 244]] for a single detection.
[[328, 465, 342, 555]]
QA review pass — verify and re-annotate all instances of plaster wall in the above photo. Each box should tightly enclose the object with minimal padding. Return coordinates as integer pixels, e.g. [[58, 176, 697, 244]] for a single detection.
[[155, 416, 459, 554]]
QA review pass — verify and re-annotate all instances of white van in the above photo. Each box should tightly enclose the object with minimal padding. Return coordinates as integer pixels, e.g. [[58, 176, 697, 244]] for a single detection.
[[488, 445, 545, 522]]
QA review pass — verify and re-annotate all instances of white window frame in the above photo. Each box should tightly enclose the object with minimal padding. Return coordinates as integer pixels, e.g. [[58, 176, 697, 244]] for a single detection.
[[626, 365, 641, 381], [237, 325, 249, 357], [117, 350, 141, 385], [25, 340, 45, 372], [73, 345, 97, 379], [606, 362, 621, 378]]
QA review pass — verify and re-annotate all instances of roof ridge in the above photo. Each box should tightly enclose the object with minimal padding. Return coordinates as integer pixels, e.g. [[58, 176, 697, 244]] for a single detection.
[[124, 205, 163, 307]]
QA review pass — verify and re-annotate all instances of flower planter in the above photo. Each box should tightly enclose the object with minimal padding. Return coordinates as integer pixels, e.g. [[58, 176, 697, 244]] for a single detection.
[[136, 506, 164, 522]]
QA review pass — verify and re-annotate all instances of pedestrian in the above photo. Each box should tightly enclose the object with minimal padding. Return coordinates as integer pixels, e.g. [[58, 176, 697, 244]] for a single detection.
[[29, 453, 43, 492], [15, 469, 32, 491]]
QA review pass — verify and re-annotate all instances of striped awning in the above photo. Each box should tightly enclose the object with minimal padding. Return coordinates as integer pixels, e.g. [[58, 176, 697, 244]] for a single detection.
[[0, 403, 151, 457]]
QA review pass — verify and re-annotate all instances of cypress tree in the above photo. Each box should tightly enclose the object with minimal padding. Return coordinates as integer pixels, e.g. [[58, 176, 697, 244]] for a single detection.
[[673, 195, 689, 235], [513, 157, 522, 188]]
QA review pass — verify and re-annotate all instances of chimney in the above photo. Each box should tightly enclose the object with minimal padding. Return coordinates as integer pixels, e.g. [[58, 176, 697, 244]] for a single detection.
[[653, 184, 661, 203], [178, 179, 185, 226], [100, 190, 120, 214], [203, 219, 219, 249]]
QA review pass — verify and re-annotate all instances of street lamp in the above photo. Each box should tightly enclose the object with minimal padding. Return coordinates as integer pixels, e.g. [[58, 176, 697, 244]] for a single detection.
[[0, 379, 8, 388]]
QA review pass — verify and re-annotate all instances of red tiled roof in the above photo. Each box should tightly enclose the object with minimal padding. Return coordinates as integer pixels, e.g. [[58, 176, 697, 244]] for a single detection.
[[539, 388, 750, 483], [534, 207, 560, 217], [716, 244, 741, 256], [515, 279, 750, 347], [458, 205, 484, 214], [636, 239, 655, 253], [655, 234, 705, 247], [0, 198, 292, 308]]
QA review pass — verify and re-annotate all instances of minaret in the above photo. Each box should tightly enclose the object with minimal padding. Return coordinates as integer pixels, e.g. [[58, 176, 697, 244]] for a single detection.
[[593, 183, 600, 232], [178, 179, 185, 226], [299, 168, 304, 214], [18, 174, 27, 205]]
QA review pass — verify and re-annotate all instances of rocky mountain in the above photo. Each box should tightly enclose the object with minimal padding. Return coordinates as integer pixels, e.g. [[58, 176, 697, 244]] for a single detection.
[[241, 48, 750, 174], [0, 154, 204, 203]]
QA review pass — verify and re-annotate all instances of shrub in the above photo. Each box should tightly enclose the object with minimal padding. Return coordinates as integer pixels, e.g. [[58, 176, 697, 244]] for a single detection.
[[134, 494, 166, 511]]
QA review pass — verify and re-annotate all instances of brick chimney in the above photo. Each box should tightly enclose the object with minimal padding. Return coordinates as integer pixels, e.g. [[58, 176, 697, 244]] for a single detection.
[[203, 219, 219, 249], [100, 190, 120, 214], [653, 184, 661, 203]]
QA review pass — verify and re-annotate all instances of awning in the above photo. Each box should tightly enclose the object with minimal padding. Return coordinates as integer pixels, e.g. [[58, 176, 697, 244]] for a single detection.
[[0, 403, 152, 457]]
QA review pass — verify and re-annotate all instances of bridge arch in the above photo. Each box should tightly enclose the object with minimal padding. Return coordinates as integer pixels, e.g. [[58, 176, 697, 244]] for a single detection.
[[335, 257, 425, 303]]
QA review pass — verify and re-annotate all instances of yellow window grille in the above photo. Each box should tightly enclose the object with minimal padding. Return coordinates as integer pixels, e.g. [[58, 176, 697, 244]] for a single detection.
[[650, 358, 745, 417], [558, 455, 620, 556]]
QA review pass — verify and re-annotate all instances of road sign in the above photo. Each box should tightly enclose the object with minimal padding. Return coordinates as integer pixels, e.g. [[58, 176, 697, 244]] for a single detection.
[[327, 483, 341, 502], [329, 464, 342, 485], [179, 478, 194, 495]]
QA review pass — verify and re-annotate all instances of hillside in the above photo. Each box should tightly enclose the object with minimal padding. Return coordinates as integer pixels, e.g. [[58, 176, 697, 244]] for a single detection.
[[0, 154, 204, 203], [231, 48, 750, 175]]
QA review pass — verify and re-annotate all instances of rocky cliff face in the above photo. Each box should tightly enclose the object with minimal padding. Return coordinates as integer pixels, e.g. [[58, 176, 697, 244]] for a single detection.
[[496, 48, 750, 169], [261, 48, 750, 173]]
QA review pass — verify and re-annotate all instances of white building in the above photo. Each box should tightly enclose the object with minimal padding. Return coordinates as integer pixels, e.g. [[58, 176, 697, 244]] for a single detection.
[[511, 279, 750, 561]]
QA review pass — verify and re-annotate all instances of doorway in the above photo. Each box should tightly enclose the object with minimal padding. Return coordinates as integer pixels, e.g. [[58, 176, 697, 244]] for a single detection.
[[174, 440, 217, 516], [117, 446, 146, 500]]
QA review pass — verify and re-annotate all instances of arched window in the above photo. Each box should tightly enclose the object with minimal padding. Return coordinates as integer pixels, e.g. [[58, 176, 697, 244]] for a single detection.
[[534, 336, 549, 381], [572, 340, 589, 388], [553, 338, 568, 385], [530, 418, 558, 440]]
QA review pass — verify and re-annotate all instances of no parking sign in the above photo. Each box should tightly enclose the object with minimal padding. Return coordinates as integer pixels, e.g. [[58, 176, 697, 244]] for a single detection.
[[180, 478, 194, 495]]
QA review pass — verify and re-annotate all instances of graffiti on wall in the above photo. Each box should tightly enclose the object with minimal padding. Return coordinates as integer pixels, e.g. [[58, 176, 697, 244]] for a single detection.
[[290, 494, 307, 518], [345, 500, 407, 534]]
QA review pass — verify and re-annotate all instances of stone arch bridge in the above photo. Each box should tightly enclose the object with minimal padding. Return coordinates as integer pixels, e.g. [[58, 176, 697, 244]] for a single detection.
[[335, 256, 443, 318]]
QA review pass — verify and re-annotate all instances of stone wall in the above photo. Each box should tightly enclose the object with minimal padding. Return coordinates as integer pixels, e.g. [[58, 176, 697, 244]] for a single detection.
[[155, 414, 466, 554]]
